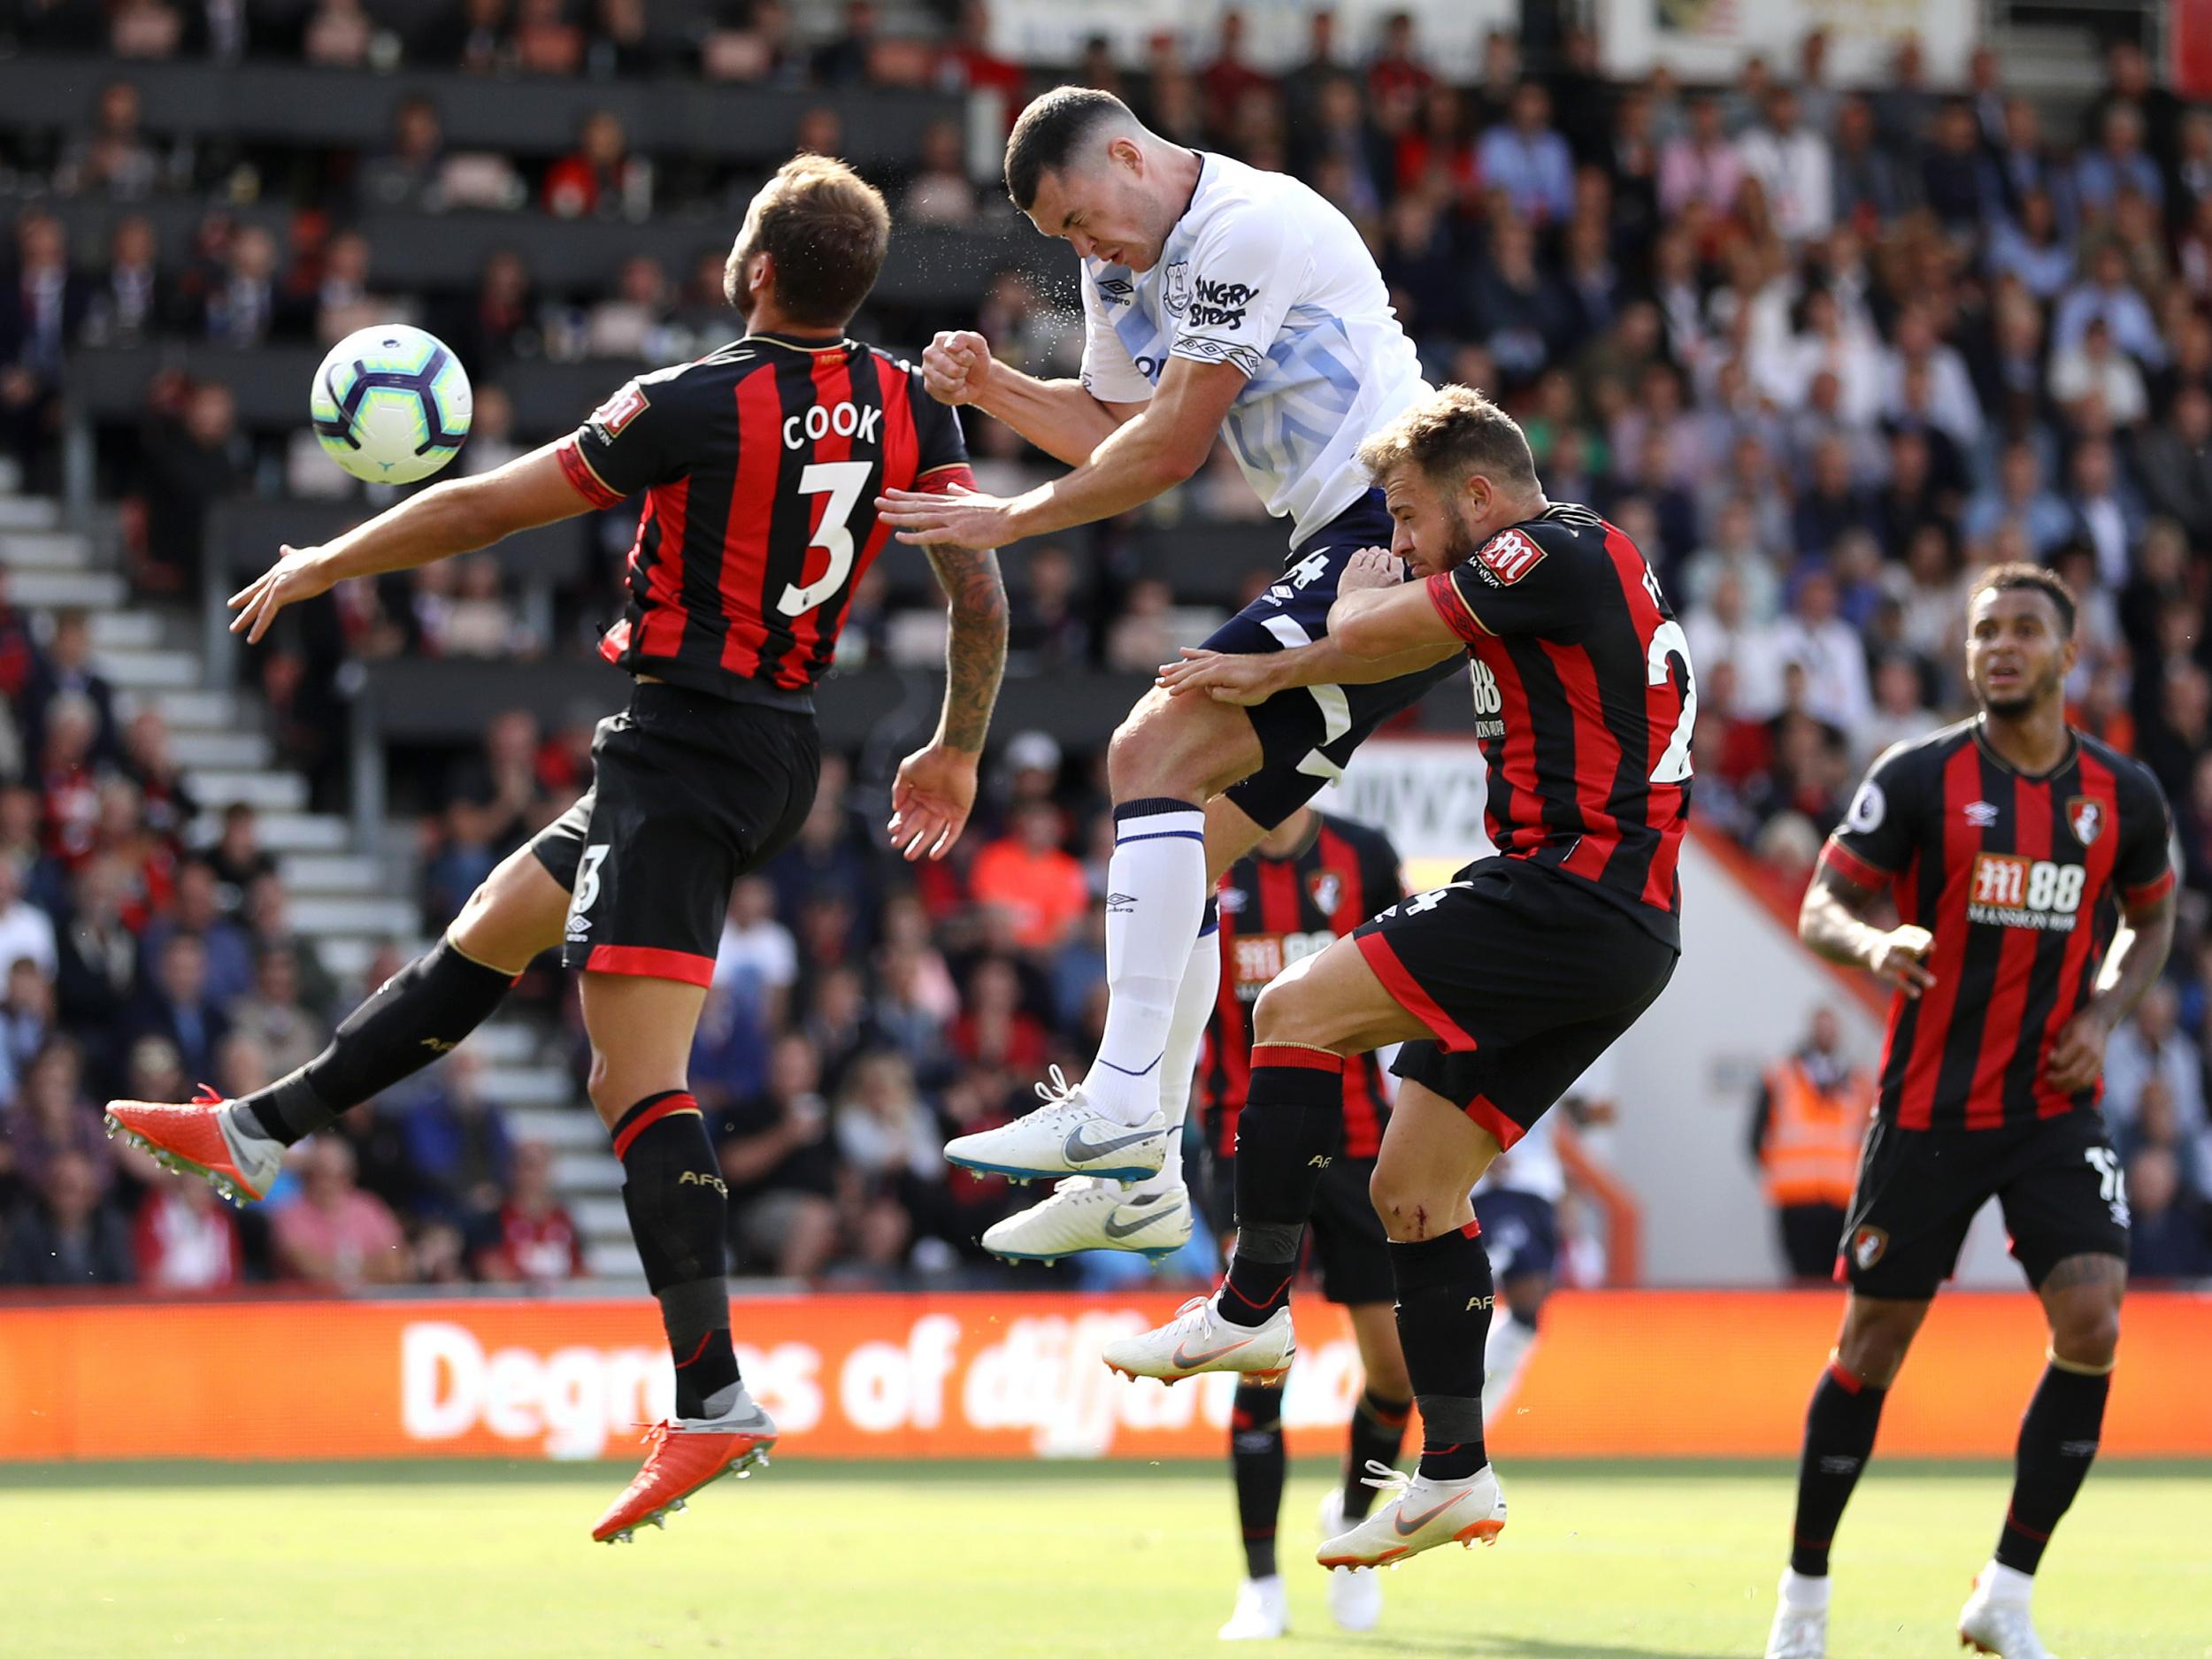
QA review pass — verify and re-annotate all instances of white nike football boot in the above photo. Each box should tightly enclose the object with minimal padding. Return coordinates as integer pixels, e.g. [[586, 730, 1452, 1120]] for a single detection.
[[1317, 1461, 1506, 1570], [1764, 1570, 1829, 1659], [1316, 1487, 1384, 1631], [944, 1066, 1169, 1183], [1101, 1294, 1294, 1386], [1217, 1574, 1288, 1640], [1957, 1567, 2054, 1657], [981, 1178, 1195, 1263]]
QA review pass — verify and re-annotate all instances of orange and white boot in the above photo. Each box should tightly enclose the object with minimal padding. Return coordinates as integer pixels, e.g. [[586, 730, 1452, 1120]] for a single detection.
[[105, 1087, 282, 1205], [1317, 1460, 1506, 1570], [591, 1386, 778, 1545]]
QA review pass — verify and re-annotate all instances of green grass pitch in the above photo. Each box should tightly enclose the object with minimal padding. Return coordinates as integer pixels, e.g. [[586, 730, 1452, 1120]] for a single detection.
[[4, 1459, 2205, 1656]]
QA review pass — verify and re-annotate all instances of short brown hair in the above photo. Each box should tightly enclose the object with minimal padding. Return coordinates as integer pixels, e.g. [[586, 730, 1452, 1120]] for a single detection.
[[725, 154, 891, 329], [1969, 560, 2078, 637], [1356, 384, 1539, 494]]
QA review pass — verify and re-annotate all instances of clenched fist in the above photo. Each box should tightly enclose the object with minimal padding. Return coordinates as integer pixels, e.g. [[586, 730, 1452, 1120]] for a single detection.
[[922, 330, 995, 408]]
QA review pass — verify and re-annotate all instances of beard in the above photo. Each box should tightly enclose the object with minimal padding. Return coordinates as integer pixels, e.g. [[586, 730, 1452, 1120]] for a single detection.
[[1977, 662, 2061, 718], [1432, 509, 1481, 576]]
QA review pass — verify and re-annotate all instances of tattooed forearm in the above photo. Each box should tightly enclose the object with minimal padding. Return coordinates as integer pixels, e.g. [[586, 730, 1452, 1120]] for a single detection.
[[926, 542, 1007, 753], [2089, 892, 2176, 1027]]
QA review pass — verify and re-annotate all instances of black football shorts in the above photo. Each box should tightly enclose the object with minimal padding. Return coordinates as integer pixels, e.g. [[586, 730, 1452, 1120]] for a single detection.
[[1359, 856, 1678, 1149], [531, 681, 819, 986], [1202, 489, 1466, 831], [1839, 1110, 2131, 1300], [1202, 1144, 1394, 1307]]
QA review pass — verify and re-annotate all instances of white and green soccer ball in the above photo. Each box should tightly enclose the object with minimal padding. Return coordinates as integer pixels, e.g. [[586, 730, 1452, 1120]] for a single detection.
[[310, 323, 472, 484]]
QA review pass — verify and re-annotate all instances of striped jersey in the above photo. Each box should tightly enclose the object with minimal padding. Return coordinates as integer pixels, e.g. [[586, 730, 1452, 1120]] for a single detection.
[[1198, 812, 1403, 1161], [1425, 502, 1694, 946], [556, 332, 972, 708], [1820, 720, 2175, 1131], [1076, 150, 1428, 543]]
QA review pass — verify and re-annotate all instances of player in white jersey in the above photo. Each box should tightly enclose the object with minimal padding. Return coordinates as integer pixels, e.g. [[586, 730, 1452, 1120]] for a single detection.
[[878, 88, 1465, 1233]]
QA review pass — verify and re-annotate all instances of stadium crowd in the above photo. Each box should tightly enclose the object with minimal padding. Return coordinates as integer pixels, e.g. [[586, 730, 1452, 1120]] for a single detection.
[[2, 4, 2211, 1283]]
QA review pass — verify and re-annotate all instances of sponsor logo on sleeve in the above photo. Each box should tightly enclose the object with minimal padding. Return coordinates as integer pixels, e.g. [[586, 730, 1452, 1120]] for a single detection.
[[589, 382, 649, 440], [1187, 275, 1257, 328], [1474, 527, 1546, 586]]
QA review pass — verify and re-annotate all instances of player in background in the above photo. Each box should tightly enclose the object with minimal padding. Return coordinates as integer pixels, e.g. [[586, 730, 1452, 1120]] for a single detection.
[[875, 87, 1461, 1243], [1470, 1102, 1568, 1425], [1764, 566, 2175, 1659], [104, 157, 1008, 1543], [1102, 388, 1692, 1573]]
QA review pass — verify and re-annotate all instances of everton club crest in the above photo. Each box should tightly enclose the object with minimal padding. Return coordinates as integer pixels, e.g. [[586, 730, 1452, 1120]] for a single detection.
[[1164, 260, 1191, 319]]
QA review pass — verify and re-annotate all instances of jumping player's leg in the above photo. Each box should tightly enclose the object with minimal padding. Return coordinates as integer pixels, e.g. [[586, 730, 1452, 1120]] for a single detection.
[[104, 831, 573, 1199], [1339, 1300, 1413, 1517]]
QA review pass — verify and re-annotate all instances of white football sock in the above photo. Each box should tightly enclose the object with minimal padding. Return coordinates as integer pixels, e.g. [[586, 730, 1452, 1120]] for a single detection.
[[1088, 798, 1208, 1125], [1481, 1309, 1540, 1425], [1979, 1560, 2033, 1602], [1127, 901, 1221, 1196]]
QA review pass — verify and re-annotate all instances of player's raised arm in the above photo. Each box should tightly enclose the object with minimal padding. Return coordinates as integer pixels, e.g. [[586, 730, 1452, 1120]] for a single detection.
[[228, 442, 595, 642], [878, 352, 1244, 549], [922, 327, 1146, 468], [887, 539, 1010, 864]]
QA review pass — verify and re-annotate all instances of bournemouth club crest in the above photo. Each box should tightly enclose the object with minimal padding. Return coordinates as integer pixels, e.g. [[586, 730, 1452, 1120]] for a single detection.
[[1309, 871, 1342, 918], [2066, 795, 2104, 847], [1849, 1225, 1887, 1271]]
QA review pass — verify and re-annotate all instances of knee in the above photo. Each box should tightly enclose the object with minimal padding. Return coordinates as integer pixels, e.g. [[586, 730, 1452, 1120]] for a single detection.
[[1107, 695, 1222, 802], [1834, 1315, 1918, 1387], [1250, 977, 1317, 1046], [1368, 1163, 1449, 1240], [2052, 1304, 2122, 1371]]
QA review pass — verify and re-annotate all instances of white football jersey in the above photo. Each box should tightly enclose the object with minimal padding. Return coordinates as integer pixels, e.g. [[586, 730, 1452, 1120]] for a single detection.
[[1078, 150, 1429, 542]]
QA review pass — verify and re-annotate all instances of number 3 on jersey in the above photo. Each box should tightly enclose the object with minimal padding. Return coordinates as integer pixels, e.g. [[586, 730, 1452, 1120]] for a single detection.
[[778, 459, 874, 618]]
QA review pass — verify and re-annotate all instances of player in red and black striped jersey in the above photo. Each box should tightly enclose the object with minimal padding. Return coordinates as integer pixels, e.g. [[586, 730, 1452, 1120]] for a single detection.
[[1765, 565, 2177, 1659], [111, 157, 1010, 1547], [1104, 387, 1686, 1576]]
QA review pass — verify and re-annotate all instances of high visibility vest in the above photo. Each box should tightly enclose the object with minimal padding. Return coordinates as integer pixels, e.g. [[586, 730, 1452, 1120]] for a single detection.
[[1761, 1058, 1870, 1209]]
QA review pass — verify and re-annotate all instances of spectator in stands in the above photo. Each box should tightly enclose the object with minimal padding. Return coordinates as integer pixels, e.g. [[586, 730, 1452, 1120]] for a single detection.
[[1477, 82, 1574, 226], [227, 942, 326, 1079], [902, 118, 979, 227], [1, 211, 89, 487], [476, 1139, 585, 1282], [119, 710, 197, 849], [1962, 441, 2073, 559], [2062, 437, 2145, 588], [2105, 981, 2208, 1170], [132, 1169, 242, 1289], [303, 0, 373, 68], [128, 931, 230, 1082], [511, 0, 582, 75], [427, 0, 516, 75], [717, 1031, 839, 1279], [204, 802, 274, 917], [0, 854, 57, 980], [949, 956, 1048, 1074], [543, 111, 643, 219], [2125, 1141, 2211, 1280], [0, 956, 57, 1089], [56, 80, 161, 199], [2076, 101, 2163, 219], [1770, 572, 1872, 733], [0, 1149, 133, 1286], [55, 856, 136, 1041], [969, 801, 1087, 956], [2055, 240, 2164, 365], [714, 875, 797, 1018], [1736, 85, 1831, 243], [141, 859, 251, 1006], [38, 695, 110, 868], [131, 379, 251, 593], [585, 254, 673, 360], [271, 1135, 407, 1286], [1858, 654, 1940, 767], [3, 1038, 111, 1200], [2138, 387, 2212, 541], [399, 1046, 512, 1227], [357, 94, 446, 213]]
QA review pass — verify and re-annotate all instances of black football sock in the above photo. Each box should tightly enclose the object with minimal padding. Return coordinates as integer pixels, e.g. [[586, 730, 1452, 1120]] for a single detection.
[[1787, 1358, 1890, 1577], [613, 1091, 741, 1419], [1994, 1356, 2111, 1574], [1220, 1045, 1344, 1327], [1391, 1222, 1493, 1481], [1341, 1386, 1413, 1521], [1229, 1379, 1286, 1579], [235, 936, 517, 1145]]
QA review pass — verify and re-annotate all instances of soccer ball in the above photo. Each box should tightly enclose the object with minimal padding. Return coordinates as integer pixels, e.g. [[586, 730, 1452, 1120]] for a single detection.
[[310, 324, 472, 484]]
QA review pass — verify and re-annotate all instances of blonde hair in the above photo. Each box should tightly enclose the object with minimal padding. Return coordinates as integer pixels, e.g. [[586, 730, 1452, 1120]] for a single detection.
[[1356, 384, 1538, 492]]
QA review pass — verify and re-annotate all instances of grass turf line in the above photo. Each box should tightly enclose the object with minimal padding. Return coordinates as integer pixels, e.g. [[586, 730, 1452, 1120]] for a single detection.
[[3, 1463, 2203, 1657]]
